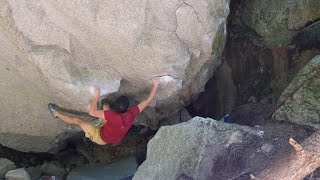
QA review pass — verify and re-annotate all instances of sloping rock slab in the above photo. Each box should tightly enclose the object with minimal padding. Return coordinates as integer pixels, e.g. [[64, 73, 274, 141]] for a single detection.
[[133, 117, 315, 180], [67, 156, 137, 180], [274, 55, 320, 128], [134, 117, 262, 180]]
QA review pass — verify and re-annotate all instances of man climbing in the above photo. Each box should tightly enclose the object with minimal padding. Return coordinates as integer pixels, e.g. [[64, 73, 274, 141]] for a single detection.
[[48, 77, 160, 145]]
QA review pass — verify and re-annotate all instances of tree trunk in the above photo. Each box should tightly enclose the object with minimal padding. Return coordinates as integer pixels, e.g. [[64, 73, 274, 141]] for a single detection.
[[255, 130, 320, 180]]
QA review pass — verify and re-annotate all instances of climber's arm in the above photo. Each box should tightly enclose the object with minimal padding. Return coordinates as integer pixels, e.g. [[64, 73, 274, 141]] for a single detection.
[[138, 77, 160, 113], [89, 87, 105, 119]]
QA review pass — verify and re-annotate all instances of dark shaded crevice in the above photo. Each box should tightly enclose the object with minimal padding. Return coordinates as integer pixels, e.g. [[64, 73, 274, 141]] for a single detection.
[[0, 143, 54, 167], [291, 20, 320, 53], [188, 0, 320, 121], [186, 59, 237, 119], [0, 124, 154, 178], [297, 17, 320, 32]]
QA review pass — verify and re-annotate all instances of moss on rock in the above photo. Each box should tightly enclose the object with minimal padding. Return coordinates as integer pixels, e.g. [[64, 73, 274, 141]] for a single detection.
[[211, 24, 225, 56], [274, 55, 320, 127]]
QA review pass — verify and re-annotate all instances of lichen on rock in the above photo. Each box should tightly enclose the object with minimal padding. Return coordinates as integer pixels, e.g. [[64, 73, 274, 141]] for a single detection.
[[234, 0, 320, 47], [274, 55, 320, 128]]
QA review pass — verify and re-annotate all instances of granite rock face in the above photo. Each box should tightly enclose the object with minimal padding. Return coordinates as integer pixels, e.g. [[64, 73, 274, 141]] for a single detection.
[[200, 0, 320, 113], [0, 0, 230, 152], [133, 117, 317, 180], [235, 0, 320, 46], [133, 117, 264, 180], [274, 55, 320, 128]]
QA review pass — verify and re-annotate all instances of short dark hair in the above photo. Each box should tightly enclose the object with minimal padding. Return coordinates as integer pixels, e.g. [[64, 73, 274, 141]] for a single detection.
[[111, 96, 129, 113]]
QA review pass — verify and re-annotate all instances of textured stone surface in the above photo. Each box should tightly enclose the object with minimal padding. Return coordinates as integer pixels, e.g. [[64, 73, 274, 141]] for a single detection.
[[133, 117, 317, 180], [274, 55, 320, 128], [24, 167, 41, 180], [40, 161, 66, 176], [199, 0, 320, 112], [67, 156, 137, 180], [133, 117, 265, 180], [235, 0, 320, 46], [159, 108, 192, 126], [5, 168, 30, 180], [0, 0, 230, 152], [0, 158, 16, 178]]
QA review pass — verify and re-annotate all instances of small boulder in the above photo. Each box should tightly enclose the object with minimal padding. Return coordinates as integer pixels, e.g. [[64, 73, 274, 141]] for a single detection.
[[0, 158, 16, 178], [133, 117, 263, 180], [67, 156, 137, 180], [5, 168, 30, 180], [133, 117, 312, 180]]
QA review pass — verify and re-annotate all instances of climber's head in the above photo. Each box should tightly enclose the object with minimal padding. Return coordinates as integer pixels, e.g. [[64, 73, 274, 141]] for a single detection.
[[111, 95, 129, 113]]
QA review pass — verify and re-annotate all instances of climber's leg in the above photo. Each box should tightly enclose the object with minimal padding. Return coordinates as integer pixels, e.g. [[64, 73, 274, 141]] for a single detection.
[[55, 111, 87, 125], [56, 111, 107, 145]]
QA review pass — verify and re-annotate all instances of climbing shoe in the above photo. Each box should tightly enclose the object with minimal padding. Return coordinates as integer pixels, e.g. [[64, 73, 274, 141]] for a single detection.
[[48, 103, 58, 119]]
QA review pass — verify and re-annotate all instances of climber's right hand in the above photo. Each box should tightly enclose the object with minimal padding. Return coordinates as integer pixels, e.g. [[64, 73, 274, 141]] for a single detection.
[[93, 86, 100, 98]]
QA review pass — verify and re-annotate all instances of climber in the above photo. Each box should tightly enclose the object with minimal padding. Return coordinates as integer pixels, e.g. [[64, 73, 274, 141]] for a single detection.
[[48, 77, 160, 145]]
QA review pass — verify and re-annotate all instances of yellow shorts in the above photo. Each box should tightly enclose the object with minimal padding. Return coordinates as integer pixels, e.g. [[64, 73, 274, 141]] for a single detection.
[[82, 123, 107, 145]]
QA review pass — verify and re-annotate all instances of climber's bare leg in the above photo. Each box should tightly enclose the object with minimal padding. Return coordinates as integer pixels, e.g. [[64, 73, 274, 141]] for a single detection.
[[54, 112, 97, 161], [55, 112, 91, 130], [55, 112, 80, 124]]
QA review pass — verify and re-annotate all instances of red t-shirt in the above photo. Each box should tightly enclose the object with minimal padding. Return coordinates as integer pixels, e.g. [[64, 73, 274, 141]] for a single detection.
[[100, 106, 140, 144]]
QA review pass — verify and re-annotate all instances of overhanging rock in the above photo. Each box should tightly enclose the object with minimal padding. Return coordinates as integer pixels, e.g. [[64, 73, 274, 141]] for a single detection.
[[0, 0, 230, 152]]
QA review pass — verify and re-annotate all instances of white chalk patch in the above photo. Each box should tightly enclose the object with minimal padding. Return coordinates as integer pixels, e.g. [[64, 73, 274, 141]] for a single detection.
[[87, 79, 121, 96], [159, 75, 182, 88], [159, 75, 174, 83], [89, 86, 95, 95], [78, 79, 121, 112]]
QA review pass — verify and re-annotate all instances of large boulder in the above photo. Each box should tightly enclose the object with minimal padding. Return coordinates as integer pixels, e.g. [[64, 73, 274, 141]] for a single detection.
[[134, 117, 312, 180], [133, 117, 315, 180], [202, 0, 320, 111], [274, 55, 320, 128], [133, 117, 259, 180], [234, 0, 320, 46], [0, 0, 230, 152]]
